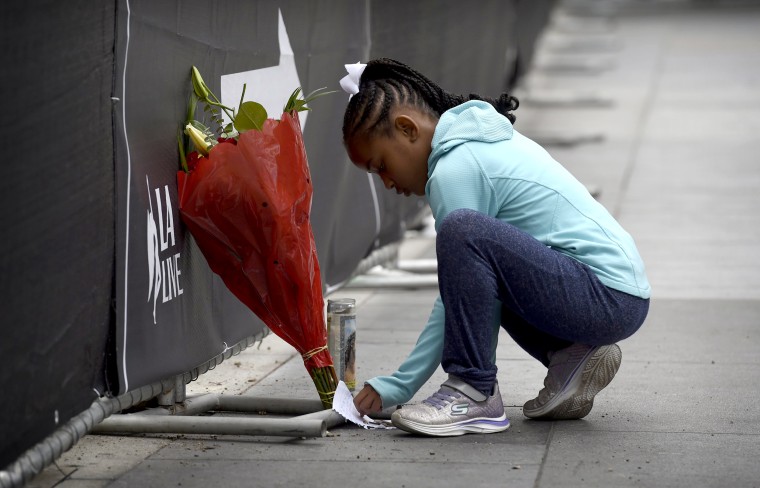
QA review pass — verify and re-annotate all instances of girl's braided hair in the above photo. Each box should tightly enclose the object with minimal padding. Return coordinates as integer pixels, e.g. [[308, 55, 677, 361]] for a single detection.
[[342, 58, 518, 142]]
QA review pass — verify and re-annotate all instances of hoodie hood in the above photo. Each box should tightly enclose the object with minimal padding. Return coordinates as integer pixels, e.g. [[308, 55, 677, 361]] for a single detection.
[[428, 100, 514, 178]]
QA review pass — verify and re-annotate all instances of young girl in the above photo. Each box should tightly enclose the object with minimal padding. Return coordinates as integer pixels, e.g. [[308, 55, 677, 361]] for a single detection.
[[340, 58, 650, 437]]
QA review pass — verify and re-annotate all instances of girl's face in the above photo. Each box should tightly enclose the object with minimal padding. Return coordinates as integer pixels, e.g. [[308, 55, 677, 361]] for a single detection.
[[346, 108, 436, 197]]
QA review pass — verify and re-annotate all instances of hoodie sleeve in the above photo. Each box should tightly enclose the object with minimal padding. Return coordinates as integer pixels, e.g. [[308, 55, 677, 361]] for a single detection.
[[426, 145, 498, 231], [366, 295, 502, 408], [365, 296, 445, 407]]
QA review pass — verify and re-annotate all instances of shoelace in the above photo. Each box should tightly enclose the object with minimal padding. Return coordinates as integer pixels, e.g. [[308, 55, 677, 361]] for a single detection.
[[423, 389, 461, 410]]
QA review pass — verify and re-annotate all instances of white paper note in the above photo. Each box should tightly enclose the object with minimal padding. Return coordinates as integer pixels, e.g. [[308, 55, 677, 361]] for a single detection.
[[332, 381, 394, 429]]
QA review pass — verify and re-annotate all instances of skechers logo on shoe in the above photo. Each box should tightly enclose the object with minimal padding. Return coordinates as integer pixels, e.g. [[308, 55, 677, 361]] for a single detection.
[[451, 403, 469, 416]]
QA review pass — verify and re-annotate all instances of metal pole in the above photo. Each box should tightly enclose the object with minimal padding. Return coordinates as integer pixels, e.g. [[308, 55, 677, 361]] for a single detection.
[[216, 395, 324, 415], [92, 393, 340, 438], [124, 394, 327, 418], [396, 259, 437, 274], [345, 273, 438, 289], [92, 415, 326, 438], [350, 242, 400, 277], [138, 393, 221, 416], [296, 408, 346, 430]]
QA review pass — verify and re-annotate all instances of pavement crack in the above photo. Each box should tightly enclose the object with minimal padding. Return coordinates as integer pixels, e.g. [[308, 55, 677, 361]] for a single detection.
[[534, 421, 556, 488]]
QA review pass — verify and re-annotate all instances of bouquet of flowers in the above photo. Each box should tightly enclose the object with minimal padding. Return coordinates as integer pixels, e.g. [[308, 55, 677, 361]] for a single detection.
[[177, 67, 337, 408]]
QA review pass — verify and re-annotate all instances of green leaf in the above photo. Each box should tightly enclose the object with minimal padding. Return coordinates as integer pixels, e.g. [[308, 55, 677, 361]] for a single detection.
[[222, 122, 237, 136], [282, 87, 302, 113], [283, 86, 336, 113], [234, 101, 267, 132]]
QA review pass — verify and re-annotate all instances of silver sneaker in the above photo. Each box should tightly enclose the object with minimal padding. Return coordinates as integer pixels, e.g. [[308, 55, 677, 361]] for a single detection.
[[523, 343, 622, 420], [391, 376, 510, 436]]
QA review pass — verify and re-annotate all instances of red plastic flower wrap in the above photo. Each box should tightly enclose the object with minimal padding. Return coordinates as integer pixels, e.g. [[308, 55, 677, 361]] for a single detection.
[[176, 67, 337, 408]]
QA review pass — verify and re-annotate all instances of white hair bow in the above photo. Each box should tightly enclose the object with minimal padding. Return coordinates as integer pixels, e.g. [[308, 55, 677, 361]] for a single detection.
[[339, 62, 367, 99]]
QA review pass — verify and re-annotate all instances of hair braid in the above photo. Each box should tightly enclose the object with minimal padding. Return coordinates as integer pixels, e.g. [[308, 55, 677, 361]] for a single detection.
[[346, 82, 378, 137], [342, 58, 518, 142], [365, 82, 397, 135]]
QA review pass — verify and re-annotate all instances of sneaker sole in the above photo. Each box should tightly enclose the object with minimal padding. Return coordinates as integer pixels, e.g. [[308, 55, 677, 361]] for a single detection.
[[393, 415, 511, 437], [524, 344, 622, 420]]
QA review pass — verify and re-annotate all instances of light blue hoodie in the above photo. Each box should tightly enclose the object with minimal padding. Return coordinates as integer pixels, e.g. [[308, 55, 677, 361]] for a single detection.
[[366, 100, 650, 408]]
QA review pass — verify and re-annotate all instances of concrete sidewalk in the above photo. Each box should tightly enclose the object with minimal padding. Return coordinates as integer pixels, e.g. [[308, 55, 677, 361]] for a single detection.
[[30, 1, 760, 487]]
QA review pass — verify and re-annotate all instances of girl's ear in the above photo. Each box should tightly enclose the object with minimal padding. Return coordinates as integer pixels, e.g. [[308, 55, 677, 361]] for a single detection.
[[394, 115, 419, 142]]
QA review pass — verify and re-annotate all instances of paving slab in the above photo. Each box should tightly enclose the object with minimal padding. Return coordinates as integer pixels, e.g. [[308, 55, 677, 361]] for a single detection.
[[26, 437, 172, 488], [110, 458, 540, 488], [539, 429, 760, 488]]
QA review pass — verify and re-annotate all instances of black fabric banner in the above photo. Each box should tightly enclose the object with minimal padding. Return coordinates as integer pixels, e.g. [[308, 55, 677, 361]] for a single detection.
[[113, 0, 379, 394], [0, 0, 116, 468]]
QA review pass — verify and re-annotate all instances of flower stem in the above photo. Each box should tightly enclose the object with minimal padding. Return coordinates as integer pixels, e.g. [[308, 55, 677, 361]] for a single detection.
[[205, 99, 236, 122], [309, 366, 338, 410]]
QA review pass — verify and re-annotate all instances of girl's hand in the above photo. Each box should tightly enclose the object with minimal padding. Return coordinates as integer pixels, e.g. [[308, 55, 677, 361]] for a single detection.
[[354, 384, 382, 415]]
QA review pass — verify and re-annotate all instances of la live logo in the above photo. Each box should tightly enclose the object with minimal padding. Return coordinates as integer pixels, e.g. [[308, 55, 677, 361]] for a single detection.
[[146, 176, 183, 324]]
